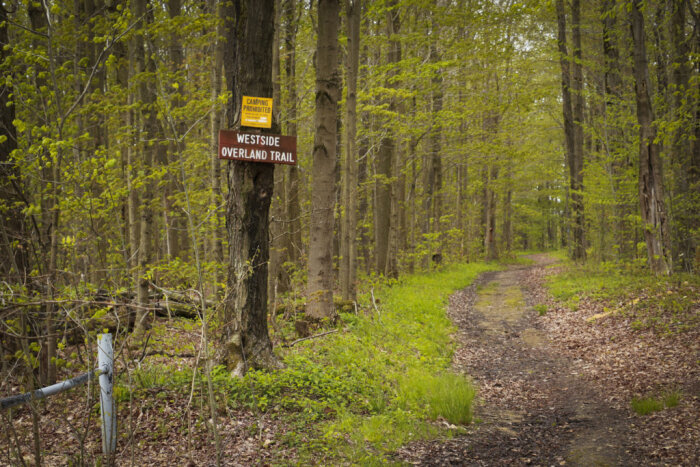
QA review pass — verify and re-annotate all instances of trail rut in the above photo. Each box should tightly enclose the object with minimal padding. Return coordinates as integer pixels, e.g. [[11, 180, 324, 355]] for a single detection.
[[397, 255, 634, 466]]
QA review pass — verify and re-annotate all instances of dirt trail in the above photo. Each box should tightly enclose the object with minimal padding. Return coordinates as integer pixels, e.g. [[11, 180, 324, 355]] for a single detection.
[[397, 254, 634, 465]]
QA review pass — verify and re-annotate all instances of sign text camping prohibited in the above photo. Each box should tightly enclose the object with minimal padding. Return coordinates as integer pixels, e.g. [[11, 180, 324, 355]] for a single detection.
[[241, 96, 273, 128]]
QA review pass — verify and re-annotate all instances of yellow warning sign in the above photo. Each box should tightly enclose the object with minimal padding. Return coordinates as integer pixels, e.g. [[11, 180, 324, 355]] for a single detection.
[[241, 96, 273, 128]]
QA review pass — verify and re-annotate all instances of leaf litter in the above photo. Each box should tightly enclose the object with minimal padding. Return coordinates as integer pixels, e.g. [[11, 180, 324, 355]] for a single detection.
[[395, 254, 698, 466]]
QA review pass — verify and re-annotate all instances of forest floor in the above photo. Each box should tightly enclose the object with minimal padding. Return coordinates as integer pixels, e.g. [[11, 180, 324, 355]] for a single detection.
[[2, 255, 698, 465], [396, 254, 699, 466]]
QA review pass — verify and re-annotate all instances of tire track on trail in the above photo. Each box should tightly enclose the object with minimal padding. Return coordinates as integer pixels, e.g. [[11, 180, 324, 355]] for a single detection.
[[397, 254, 634, 466]]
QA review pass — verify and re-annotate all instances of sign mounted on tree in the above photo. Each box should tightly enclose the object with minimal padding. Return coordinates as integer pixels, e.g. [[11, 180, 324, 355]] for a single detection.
[[219, 129, 297, 165], [241, 95, 273, 128]]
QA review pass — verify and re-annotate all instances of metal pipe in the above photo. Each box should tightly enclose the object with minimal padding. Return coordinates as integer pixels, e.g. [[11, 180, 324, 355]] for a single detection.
[[0, 370, 98, 410], [0, 333, 117, 458], [97, 333, 116, 456]]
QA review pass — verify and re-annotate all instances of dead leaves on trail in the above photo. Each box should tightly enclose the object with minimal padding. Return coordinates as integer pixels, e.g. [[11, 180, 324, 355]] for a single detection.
[[528, 265, 700, 465]]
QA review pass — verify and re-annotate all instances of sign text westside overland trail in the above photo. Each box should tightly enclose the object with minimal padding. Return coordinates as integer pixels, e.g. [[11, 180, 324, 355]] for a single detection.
[[218, 129, 297, 165]]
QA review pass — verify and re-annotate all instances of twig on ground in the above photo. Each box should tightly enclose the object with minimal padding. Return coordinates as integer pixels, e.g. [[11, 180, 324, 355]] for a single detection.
[[283, 329, 338, 347]]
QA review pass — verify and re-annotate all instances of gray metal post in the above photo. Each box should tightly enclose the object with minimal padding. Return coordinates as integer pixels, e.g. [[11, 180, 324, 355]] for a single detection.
[[97, 333, 116, 456]]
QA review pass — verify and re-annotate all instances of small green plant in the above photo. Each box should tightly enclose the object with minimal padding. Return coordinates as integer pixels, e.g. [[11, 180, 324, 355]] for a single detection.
[[663, 391, 681, 408], [424, 372, 476, 424], [534, 304, 548, 316], [398, 371, 476, 425], [631, 396, 664, 415]]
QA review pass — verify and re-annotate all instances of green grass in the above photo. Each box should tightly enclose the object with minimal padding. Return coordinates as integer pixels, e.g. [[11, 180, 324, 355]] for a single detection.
[[533, 304, 548, 316], [631, 391, 682, 415], [631, 396, 664, 415], [218, 262, 499, 464], [397, 371, 476, 424], [663, 390, 682, 408]]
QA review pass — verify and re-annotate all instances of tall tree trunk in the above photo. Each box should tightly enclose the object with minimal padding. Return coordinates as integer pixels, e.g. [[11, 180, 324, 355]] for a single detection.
[[132, 0, 156, 335], [340, 0, 360, 300], [307, 0, 340, 321], [373, 0, 399, 276], [0, 4, 29, 281], [429, 6, 443, 237], [570, 0, 586, 260], [668, 0, 696, 270], [284, 0, 302, 265], [220, 0, 282, 375], [601, 0, 630, 260], [268, 0, 289, 306], [556, 0, 585, 261], [630, 0, 672, 275], [209, 0, 225, 295], [484, 164, 498, 261]]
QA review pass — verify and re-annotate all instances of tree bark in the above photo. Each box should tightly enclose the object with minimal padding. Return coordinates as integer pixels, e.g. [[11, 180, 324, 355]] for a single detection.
[[601, 0, 631, 260], [570, 0, 586, 261], [556, 0, 585, 261], [208, 0, 225, 296], [220, 0, 282, 375], [132, 0, 156, 336], [429, 10, 443, 237], [630, 0, 672, 275], [268, 0, 289, 305], [307, 0, 340, 321], [284, 0, 302, 265], [0, 4, 29, 281], [340, 0, 361, 300], [668, 0, 696, 270], [373, 0, 399, 277]]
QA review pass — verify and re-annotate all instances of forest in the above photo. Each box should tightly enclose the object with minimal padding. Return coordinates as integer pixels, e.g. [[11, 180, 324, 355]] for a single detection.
[[0, 0, 698, 464]]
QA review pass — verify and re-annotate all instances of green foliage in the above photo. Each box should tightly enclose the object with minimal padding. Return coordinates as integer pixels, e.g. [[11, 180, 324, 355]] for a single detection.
[[534, 304, 548, 316], [215, 262, 498, 464], [663, 391, 682, 409], [630, 391, 681, 416], [631, 396, 664, 415], [397, 370, 476, 425]]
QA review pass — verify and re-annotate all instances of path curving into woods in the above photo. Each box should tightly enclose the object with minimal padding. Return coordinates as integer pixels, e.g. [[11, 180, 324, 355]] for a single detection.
[[397, 254, 635, 465]]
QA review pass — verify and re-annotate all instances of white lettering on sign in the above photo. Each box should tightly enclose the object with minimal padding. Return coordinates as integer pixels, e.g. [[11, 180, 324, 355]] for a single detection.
[[270, 151, 293, 163], [221, 146, 269, 161], [218, 130, 297, 165], [235, 133, 281, 147]]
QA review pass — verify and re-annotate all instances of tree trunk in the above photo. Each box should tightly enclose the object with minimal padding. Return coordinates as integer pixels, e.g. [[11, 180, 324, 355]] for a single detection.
[[630, 0, 672, 275], [220, 0, 282, 375], [0, 4, 29, 281], [209, 0, 225, 295], [340, 0, 360, 300], [132, 0, 156, 335], [556, 0, 585, 261], [601, 0, 630, 260], [484, 164, 498, 261], [284, 0, 302, 265], [373, 0, 399, 277], [307, 0, 340, 321], [268, 0, 289, 305], [570, 0, 586, 261], [668, 0, 696, 270], [429, 10, 443, 236]]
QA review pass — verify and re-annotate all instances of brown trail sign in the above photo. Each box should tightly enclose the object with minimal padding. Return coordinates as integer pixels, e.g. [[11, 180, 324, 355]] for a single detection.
[[218, 129, 297, 165]]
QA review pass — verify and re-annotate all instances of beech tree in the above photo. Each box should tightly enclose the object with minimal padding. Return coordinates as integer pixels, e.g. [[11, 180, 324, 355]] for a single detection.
[[340, 0, 361, 301], [307, 0, 340, 321]]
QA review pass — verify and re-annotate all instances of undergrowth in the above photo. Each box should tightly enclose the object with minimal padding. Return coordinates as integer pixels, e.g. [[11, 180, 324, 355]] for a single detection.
[[219, 262, 499, 463], [631, 390, 682, 415], [545, 261, 700, 335]]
